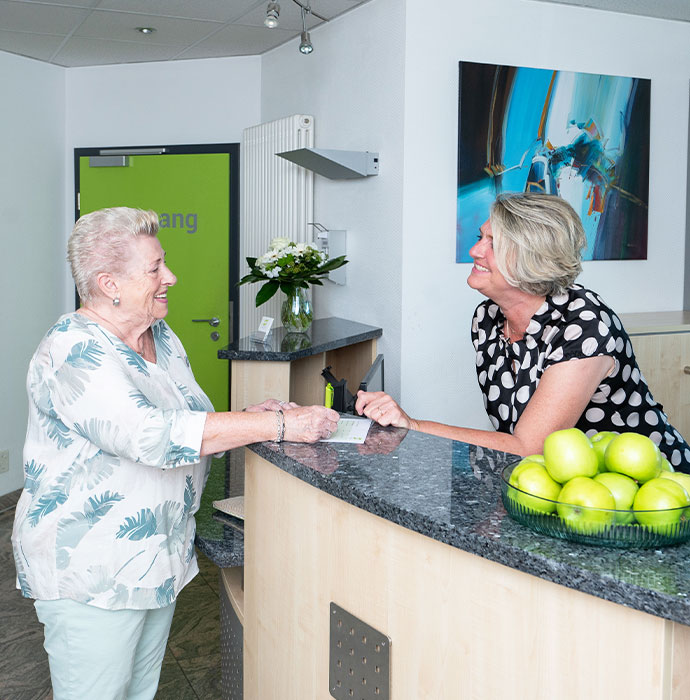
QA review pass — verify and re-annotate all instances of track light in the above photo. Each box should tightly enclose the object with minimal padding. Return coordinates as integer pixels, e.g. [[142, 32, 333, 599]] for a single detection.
[[298, 5, 313, 54], [264, 2, 280, 28], [299, 30, 313, 54], [291, 0, 326, 55]]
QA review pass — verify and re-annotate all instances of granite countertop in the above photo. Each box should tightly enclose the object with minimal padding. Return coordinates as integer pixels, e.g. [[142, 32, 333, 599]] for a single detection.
[[199, 425, 690, 627], [217, 316, 382, 361], [194, 454, 245, 569]]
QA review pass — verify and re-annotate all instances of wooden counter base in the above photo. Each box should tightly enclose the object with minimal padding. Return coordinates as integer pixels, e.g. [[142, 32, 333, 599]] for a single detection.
[[230, 338, 377, 410], [243, 451, 690, 700]]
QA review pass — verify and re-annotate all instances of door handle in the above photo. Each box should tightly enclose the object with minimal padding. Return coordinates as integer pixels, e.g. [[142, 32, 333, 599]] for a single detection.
[[192, 317, 220, 327]]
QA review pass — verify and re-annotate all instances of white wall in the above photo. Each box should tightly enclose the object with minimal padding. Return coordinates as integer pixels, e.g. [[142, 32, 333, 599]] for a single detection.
[[64, 56, 262, 310], [400, 0, 690, 429], [0, 52, 66, 494], [261, 0, 406, 399]]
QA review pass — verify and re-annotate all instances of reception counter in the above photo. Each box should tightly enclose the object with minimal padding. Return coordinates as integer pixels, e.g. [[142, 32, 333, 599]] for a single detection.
[[196, 426, 690, 699], [218, 317, 382, 410]]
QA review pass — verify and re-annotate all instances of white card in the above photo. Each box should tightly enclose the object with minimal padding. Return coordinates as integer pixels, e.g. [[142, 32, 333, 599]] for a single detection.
[[320, 418, 372, 443], [250, 316, 274, 342], [258, 316, 274, 334]]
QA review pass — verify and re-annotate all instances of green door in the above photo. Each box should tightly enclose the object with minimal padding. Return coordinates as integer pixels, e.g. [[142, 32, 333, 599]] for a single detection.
[[76, 146, 238, 412]]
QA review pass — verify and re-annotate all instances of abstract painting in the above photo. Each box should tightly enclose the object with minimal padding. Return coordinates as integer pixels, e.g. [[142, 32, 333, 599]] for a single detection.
[[457, 61, 650, 262]]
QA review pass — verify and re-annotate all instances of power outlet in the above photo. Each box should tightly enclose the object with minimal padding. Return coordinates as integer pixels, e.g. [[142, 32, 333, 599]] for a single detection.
[[0, 450, 9, 474]]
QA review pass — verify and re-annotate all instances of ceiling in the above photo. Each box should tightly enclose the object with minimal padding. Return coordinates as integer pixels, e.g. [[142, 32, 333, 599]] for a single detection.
[[0, 0, 371, 67], [531, 0, 690, 22], [1, 0, 686, 69]]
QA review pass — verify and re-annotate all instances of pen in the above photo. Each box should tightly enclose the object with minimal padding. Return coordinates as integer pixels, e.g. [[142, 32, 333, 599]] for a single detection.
[[325, 382, 334, 408]]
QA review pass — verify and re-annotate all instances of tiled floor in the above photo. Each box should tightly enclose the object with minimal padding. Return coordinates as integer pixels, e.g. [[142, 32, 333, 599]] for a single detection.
[[0, 490, 221, 700]]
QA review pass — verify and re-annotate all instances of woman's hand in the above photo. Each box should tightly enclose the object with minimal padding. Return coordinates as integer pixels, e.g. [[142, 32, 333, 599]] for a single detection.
[[355, 391, 417, 430], [201, 404, 337, 455], [245, 398, 299, 412], [283, 405, 340, 443]]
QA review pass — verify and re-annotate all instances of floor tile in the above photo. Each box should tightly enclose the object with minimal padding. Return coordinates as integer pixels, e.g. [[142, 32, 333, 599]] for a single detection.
[[178, 652, 222, 699], [0, 560, 20, 590], [0, 489, 21, 513], [0, 508, 16, 531], [155, 655, 198, 700], [0, 635, 51, 696], [167, 577, 220, 660], [0, 689, 52, 700], [0, 599, 44, 645], [196, 549, 220, 596]]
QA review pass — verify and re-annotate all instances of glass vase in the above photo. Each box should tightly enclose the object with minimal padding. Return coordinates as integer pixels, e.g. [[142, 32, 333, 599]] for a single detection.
[[281, 287, 313, 333]]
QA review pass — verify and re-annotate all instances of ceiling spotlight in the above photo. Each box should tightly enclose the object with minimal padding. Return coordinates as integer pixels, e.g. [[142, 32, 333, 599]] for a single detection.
[[298, 5, 313, 54], [264, 2, 280, 29], [299, 30, 313, 54], [136, 27, 156, 35]]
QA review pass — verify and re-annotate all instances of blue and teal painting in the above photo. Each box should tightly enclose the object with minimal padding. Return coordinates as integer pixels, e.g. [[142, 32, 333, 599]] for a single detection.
[[456, 61, 650, 262]]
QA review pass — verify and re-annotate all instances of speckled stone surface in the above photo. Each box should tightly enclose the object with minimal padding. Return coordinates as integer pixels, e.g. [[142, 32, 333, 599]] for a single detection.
[[237, 425, 690, 627], [195, 452, 245, 569], [217, 316, 382, 361], [196, 517, 244, 570]]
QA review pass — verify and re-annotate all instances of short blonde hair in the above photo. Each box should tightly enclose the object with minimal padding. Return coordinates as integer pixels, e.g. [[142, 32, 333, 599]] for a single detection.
[[490, 192, 586, 296], [67, 207, 159, 302]]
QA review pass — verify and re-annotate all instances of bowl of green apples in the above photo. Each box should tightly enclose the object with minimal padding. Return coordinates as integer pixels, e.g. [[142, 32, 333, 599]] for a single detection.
[[500, 428, 690, 547]]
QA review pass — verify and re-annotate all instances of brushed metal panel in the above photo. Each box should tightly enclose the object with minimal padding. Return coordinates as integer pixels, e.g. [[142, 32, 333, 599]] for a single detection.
[[329, 602, 390, 700]]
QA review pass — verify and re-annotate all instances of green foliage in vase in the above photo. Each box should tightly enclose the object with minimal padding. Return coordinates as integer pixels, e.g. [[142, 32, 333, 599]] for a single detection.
[[238, 237, 349, 307]]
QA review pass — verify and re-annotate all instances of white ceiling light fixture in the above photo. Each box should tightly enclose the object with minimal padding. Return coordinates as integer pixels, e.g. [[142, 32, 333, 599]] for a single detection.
[[136, 27, 156, 35], [264, 2, 280, 28], [293, 0, 327, 55]]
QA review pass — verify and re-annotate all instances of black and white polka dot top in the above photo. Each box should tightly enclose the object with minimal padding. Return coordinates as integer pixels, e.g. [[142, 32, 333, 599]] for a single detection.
[[471, 284, 690, 472]]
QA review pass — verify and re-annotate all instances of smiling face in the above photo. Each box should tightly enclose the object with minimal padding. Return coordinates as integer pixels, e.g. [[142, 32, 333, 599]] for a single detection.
[[116, 235, 177, 326], [466, 219, 514, 302]]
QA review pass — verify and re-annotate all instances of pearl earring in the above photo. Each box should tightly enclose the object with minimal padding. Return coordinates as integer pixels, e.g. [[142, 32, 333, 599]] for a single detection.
[[113, 297, 120, 307]]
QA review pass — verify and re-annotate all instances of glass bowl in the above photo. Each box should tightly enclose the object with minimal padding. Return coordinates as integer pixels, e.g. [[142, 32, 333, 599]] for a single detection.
[[500, 462, 690, 548]]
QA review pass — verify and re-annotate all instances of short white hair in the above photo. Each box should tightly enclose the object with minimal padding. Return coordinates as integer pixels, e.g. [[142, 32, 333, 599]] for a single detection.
[[67, 207, 159, 302], [490, 192, 586, 297]]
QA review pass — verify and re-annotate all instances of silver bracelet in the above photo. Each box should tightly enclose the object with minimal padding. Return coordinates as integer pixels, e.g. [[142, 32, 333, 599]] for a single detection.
[[273, 409, 285, 443]]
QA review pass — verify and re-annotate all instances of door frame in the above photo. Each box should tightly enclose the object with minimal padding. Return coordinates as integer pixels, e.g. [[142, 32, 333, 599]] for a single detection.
[[73, 142, 240, 344]]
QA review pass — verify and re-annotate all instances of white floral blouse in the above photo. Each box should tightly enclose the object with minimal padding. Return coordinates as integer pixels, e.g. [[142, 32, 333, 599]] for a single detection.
[[12, 313, 213, 610]]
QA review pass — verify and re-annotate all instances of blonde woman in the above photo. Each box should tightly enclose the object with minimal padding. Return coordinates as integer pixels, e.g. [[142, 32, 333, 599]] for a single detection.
[[357, 193, 690, 472]]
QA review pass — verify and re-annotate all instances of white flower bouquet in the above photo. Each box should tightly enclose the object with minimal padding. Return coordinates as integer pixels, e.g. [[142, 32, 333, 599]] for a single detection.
[[238, 237, 348, 307]]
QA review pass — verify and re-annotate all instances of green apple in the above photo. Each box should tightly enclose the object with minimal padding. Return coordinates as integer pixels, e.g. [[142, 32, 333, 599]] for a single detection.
[[659, 457, 674, 472], [593, 472, 638, 524], [509, 464, 562, 515], [633, 477, 689, 534], [522, 454, 545, 465], [556, 476, 616, 533], [605, 432, 662, 483], [658, 471, 690, 500], [590, 431, 618, 472], [543, 428, 598, 483], [509, 458, 544, 488]]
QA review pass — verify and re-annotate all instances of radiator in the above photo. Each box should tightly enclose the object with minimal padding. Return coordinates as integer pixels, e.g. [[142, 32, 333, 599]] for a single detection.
[[240, 114, 315, 337]]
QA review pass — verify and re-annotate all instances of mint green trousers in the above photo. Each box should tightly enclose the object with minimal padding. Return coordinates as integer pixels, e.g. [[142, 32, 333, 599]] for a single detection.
[[34, 598, 176, 700]]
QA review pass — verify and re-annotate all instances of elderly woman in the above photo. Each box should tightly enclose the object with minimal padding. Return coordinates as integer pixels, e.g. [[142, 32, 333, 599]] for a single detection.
[[11, 207, 339, 700], [357, 192, 690, 472]]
